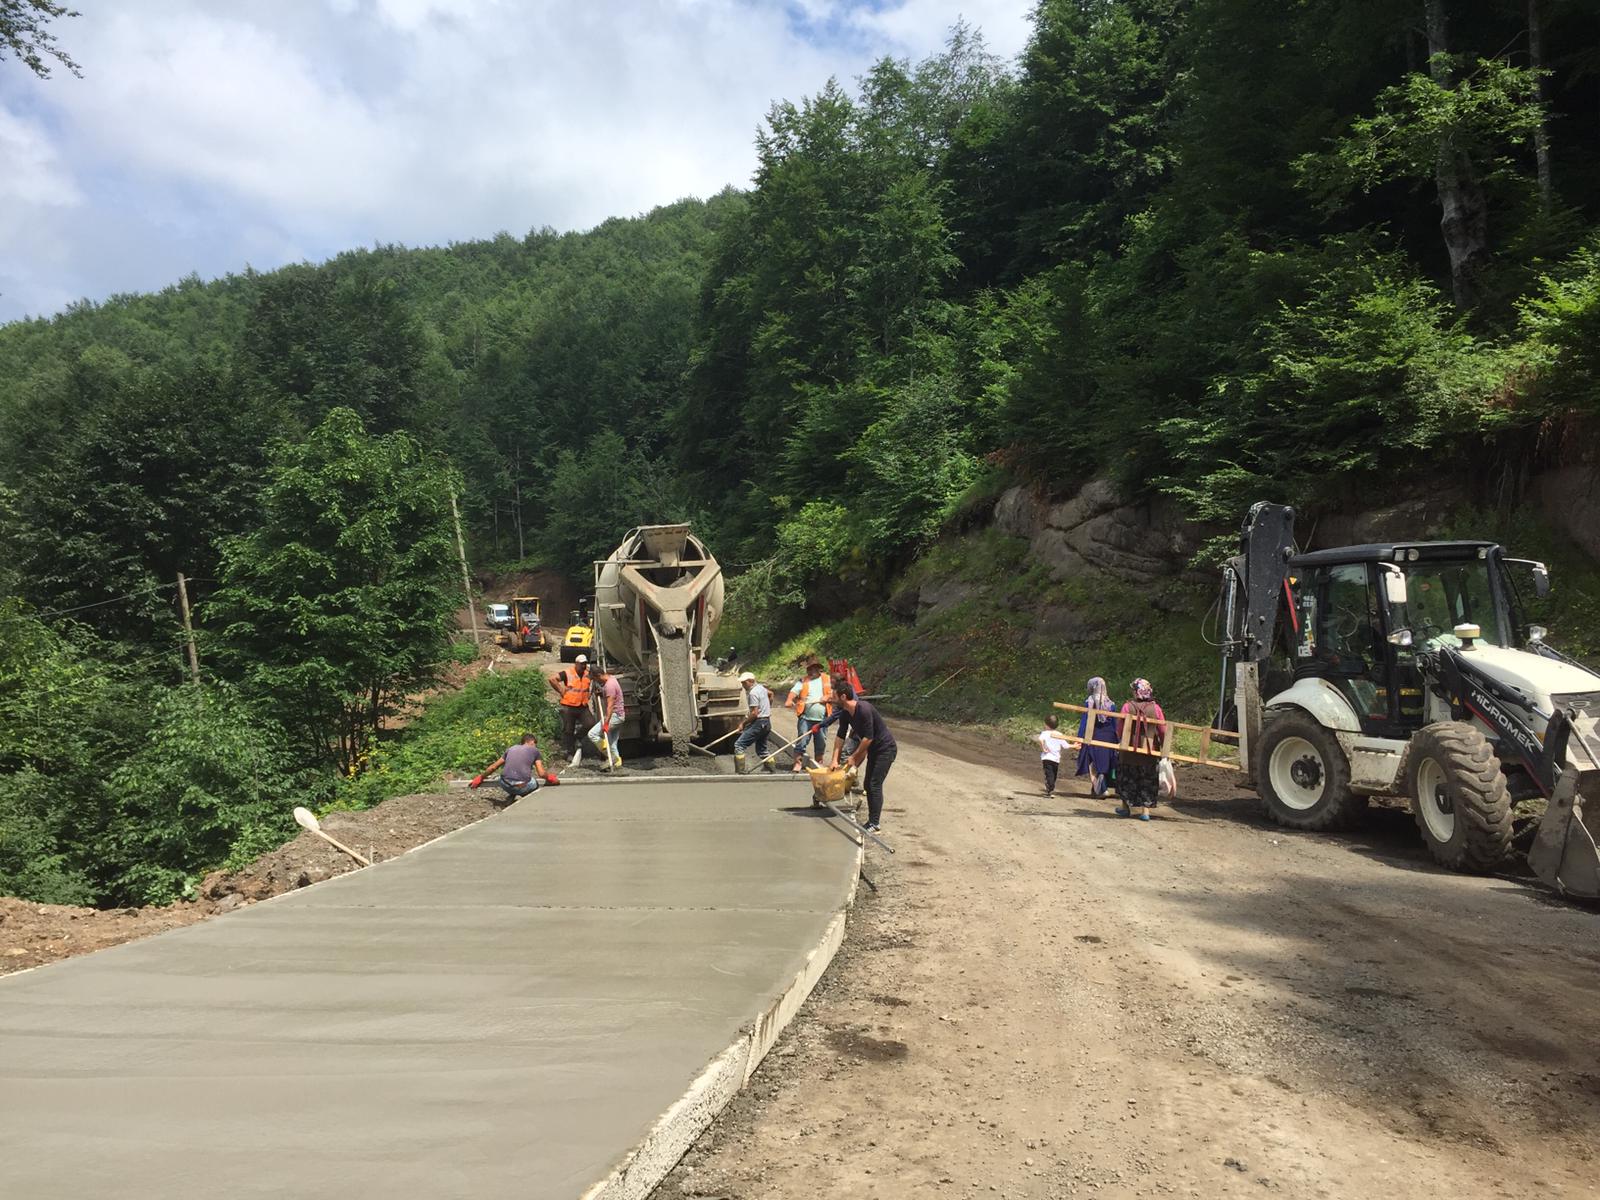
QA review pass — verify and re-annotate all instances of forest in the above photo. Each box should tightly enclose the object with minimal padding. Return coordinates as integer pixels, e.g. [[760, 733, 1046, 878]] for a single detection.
[[3, 0, 1599, 905]]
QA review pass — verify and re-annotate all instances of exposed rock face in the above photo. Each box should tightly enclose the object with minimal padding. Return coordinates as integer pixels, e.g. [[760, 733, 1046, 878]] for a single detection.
[[1313, 488, 1467, 548], [995, 481, 1207, 585], [988, 466, 1600, 596], [1537, 465, 1600, 564]]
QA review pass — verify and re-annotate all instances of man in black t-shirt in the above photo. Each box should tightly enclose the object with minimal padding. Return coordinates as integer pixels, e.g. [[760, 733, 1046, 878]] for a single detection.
[[826, 682, 898, 833]]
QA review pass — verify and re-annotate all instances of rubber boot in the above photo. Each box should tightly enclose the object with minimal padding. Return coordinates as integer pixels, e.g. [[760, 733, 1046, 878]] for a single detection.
[[734, 750, 747, 775]]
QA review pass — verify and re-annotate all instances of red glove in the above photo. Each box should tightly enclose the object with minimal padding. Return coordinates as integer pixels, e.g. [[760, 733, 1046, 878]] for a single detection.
[[544, 771, 560, 786], [601, 721, 610, 735], [469, 774, 484, 789]]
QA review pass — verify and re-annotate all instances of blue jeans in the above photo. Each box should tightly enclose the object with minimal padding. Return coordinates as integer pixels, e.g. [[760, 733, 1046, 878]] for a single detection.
[[497, 777, 539, 803], [735, 718, 771, 758], [793, 715, 826, 765], [587, 717, 621, 760]]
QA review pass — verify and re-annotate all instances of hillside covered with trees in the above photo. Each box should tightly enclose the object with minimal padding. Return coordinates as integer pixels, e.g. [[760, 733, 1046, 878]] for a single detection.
[[3, 0, 1600, 905]]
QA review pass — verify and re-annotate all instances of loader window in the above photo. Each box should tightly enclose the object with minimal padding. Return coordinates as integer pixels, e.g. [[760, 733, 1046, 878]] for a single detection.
[[1396, 559, 1505, 649], [1317, 564, 1388, 721]]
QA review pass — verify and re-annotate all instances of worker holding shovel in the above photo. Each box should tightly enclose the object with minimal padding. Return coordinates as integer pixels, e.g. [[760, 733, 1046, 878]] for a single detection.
[[785, 658, 834, 773], [733, 672, 774, 772], [587, 667, 625, 769]]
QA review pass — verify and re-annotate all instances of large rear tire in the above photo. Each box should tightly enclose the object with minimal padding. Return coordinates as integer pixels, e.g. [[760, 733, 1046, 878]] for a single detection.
[[1407, 722, 1512, 872], [1257, 711, 1366, 831]]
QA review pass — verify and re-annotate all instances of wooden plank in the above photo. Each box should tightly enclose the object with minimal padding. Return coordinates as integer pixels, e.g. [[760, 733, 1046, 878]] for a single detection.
[[1051, 701, 1242, 772], [1052, 701, 1240, 741]]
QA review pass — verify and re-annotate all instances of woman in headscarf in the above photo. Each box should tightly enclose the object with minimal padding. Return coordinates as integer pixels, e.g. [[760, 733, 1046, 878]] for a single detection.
[[1115, 678, 1169, 821], [1074, 676, 1118, 798]]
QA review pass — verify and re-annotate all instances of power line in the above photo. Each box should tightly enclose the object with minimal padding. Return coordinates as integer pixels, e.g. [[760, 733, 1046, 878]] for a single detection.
[[35, 582, 177, 620]]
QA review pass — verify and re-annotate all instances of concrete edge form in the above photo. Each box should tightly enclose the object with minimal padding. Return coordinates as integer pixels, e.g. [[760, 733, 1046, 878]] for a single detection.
[[580, 835, 863, 1200]]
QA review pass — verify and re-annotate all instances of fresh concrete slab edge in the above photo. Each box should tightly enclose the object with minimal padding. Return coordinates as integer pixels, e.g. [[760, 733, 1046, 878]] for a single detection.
[[580, 837, 863, 1200]]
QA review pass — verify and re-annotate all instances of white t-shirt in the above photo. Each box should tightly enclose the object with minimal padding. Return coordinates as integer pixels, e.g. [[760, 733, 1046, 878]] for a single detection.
[[1038, 729, 1073, 763]]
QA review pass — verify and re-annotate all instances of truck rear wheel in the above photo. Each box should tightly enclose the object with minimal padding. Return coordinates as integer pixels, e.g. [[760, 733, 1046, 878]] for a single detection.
[[1407, 722, 1512, 872], [1257, 711, 1365, 831]]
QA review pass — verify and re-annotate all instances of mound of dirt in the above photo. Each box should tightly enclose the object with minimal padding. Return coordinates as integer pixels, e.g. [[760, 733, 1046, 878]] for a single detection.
[[199, 791, 498, 901], [0, 896, 212, 975], [1, 790, 499, 977]]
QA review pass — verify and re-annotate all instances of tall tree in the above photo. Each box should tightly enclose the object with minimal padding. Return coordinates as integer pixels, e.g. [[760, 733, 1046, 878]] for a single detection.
[[1425, 0, 1492, 308], [210, 408, 460, 773]]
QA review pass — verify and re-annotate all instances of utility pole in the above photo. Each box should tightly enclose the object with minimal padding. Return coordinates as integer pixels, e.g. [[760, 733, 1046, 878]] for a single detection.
[[448, 487, 482, 646], [175, 572, 201, 684], [513, 446, 526, 562]]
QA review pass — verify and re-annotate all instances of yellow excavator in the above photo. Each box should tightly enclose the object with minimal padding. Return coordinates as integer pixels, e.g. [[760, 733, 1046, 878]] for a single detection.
[[560, 596, 595, 662]]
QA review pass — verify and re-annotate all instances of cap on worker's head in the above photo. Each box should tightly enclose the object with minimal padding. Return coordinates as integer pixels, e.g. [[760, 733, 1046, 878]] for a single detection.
[[739, 671, 755, 683], [575, 654, 588, 664]]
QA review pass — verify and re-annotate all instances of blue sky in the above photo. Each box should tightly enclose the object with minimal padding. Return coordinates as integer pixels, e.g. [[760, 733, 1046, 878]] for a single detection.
[[0, 0, 1034, 324]]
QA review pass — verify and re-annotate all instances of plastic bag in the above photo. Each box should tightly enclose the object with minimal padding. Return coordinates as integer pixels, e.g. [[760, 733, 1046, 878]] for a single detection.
[[1157, 755, 1177, 799]]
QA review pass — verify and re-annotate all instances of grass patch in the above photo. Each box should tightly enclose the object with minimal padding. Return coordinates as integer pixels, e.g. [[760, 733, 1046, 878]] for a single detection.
[[330, 670, 561, 811], [738, 531, 1223, 745]]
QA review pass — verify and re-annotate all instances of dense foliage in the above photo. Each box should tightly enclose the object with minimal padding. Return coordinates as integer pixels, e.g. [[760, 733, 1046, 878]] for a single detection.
[[4, 1, 1600, 904]]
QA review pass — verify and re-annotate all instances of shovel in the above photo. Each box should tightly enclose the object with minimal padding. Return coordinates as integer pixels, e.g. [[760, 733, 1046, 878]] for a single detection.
[[293, 807, 372, 867]]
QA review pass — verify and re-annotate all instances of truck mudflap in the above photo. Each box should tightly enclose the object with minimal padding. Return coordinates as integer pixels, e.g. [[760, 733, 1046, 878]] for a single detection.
[[1528, 714, 1600, 899]]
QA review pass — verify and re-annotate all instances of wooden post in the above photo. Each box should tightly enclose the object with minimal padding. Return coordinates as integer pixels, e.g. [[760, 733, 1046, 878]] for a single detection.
[[175, 572, 201, 685], [448, 487, 482, 646]]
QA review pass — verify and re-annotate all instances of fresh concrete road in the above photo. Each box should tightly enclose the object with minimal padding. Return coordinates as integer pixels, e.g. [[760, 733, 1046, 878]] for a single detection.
[[0, 780, 859, 1200]]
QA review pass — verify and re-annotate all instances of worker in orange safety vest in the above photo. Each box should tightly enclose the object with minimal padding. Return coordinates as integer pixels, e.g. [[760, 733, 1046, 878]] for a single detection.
[[785, 658, 835, 773], [548, 656, 594, 767]]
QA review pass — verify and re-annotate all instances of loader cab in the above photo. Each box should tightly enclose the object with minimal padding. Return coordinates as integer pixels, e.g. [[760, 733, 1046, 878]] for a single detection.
[[1283, 542, 1524, 737]]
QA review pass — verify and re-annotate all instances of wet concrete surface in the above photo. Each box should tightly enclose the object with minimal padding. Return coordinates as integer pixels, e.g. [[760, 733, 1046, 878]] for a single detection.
[[0, 782, 858, 1200]]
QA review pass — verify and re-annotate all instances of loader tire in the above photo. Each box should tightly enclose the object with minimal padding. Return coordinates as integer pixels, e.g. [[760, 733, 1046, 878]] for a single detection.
[[1407, 722, 1512, 872], [1257, 711, 1366, 831]]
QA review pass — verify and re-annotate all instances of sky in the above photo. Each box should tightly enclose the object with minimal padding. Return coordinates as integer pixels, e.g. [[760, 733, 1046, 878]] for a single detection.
[[0, 0, 1035, 324]]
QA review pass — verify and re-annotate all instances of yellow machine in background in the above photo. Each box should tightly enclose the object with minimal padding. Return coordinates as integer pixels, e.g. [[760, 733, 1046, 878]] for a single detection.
[[507, 595, 547, 653], [561, 596, 595, 662]]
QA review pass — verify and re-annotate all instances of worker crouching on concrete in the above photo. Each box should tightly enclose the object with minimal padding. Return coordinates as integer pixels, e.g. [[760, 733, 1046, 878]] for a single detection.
[[828, 682, 897, 834], [470, 733, 556, 805], [734, 671, 773, 770], [549, 655, 593, 767], [786, 658, 834, 774]]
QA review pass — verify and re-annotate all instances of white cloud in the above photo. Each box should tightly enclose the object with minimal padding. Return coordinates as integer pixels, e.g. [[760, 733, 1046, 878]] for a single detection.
[[0, 0, 1034, 322]]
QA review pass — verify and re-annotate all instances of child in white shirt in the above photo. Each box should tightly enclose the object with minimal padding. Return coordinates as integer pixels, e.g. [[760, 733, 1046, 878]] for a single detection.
[[1038, 713, 1074, 797]]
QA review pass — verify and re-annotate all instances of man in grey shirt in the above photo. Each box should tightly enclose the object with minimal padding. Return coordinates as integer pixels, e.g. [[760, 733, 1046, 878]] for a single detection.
[[734, 671, 773, 765], [470, 733, 549, 805]]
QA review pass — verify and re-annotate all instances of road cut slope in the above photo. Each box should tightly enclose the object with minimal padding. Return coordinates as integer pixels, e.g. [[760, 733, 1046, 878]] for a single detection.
[[0, 780, 859, 1200]]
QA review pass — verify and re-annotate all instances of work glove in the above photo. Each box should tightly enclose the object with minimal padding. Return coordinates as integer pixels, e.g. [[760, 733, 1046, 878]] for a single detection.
[[601, 721, 610, 735], [469, 775, 484, 789], [545, 771, 560, 786]]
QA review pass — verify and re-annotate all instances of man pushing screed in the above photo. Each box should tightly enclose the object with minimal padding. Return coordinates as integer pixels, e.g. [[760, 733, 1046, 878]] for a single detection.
[[827, 682, 896, 834]]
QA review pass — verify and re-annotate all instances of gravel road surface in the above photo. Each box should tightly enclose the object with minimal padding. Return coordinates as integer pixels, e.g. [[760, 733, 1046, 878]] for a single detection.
[[663, 718, 1600, 1199]]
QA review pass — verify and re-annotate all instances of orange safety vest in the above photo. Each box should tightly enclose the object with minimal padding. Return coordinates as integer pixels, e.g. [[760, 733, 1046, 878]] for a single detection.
[[790, 672, 834, 716], [557, 668, 592, 708]]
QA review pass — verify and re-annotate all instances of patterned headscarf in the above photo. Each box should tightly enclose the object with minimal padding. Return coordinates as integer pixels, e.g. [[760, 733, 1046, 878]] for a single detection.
[[1131, 678, 1155, 702], [1086, 676, 1112, 712]]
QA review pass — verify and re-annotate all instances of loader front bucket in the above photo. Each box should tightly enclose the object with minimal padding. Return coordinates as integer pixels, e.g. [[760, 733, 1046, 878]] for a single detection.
[[1528, 714, 1600, 901]]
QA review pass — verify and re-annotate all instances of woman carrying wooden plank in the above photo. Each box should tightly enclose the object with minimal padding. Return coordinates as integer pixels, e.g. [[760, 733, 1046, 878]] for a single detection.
[[1116, 678, 1169, 822]]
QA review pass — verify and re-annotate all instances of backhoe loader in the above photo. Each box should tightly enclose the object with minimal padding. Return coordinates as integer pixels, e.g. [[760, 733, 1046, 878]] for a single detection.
[[1219, 502, 1600, 897]]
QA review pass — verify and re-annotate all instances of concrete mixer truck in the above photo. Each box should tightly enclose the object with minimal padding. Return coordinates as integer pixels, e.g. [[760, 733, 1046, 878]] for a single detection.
[[592, 524, 747, 759]]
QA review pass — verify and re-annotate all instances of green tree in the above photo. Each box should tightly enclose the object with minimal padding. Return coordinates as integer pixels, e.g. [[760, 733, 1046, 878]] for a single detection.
[[1, 0, 80, 78], [211, 408, 460, 773]]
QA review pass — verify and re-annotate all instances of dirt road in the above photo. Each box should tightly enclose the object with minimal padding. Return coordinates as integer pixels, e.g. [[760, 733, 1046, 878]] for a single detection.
[[663, 720, 1600, 1199]]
